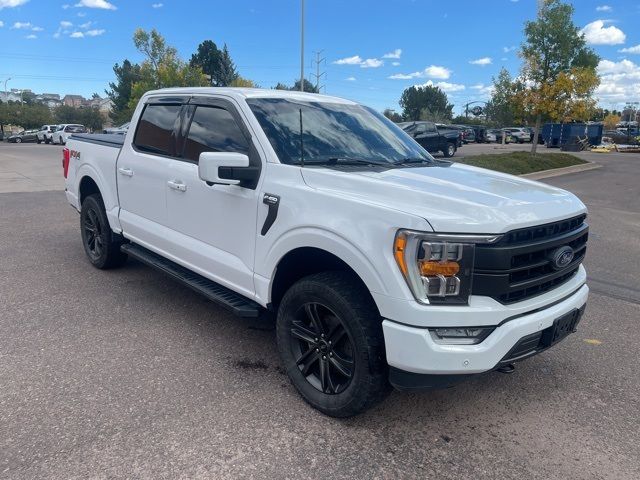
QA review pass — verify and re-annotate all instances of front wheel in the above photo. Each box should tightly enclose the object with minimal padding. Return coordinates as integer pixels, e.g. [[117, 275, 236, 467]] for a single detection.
[[276, 271, 389, 417], [442, 143, 456, 158], [80, 194, 128, 269]]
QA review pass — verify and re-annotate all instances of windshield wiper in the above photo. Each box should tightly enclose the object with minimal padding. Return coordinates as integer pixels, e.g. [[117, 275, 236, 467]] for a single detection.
[[393, 157, 433, 165], [306, 157, 393, 167]]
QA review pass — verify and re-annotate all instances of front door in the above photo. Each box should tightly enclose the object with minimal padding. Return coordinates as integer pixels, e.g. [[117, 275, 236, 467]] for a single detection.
[[165, 98, 262, 299], [413, 122, 439, 152]]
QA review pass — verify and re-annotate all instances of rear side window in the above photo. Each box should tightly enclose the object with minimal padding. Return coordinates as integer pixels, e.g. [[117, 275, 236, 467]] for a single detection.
[[183, 106, 249, 162], [133, 104, 181, 156]]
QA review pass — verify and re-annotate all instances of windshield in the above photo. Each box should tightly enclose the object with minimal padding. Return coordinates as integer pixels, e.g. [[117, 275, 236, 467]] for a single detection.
[[246, 98, 433, 165]]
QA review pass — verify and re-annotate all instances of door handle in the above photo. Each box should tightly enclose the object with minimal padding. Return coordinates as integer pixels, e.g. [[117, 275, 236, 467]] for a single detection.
[[118, 167, 134, 177], [167, 180, 187, 192]]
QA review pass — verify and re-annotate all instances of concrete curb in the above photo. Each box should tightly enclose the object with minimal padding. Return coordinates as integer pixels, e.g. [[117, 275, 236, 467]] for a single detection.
[[520, 161, 602, 180]]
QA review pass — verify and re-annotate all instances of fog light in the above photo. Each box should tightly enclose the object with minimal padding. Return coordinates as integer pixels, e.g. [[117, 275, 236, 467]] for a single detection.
[[430, 327, 494, 345]]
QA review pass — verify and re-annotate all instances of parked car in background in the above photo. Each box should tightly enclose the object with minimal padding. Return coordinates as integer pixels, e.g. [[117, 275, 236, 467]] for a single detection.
[[37, 125, 58, 144], [485, 129, 511, 144], [452, 125, 476, 143], [504, 128, 530, 143], [400, 121, 461, 157], [103, 122, 130, 135], [52, 124, 87, 145], [8, 130, 39, 143]]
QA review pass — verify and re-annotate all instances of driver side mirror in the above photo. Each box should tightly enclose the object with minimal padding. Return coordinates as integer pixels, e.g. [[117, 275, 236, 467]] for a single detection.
[[198, 152, 251, 186]]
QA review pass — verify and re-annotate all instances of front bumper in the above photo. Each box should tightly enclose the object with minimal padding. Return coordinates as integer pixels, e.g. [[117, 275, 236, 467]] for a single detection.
[[382, 281, 588, 378]]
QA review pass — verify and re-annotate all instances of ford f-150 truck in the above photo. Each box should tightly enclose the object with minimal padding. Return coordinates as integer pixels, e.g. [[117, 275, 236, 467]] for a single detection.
[[63, 88, 589, 417]]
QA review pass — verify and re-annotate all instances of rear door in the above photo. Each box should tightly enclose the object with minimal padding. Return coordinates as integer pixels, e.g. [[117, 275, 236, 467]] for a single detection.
[[117, 99, 185, 251], [164, 96, 262, 298], [413, 122, 439, 151]]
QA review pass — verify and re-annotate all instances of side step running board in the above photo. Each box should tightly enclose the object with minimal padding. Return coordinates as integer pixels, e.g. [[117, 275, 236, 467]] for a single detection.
[[121, 243, 261, 318]]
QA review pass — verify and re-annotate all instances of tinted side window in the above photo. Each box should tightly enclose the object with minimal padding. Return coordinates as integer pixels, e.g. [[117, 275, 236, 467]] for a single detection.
[[133, 104, 181, 156], [415, 123, 427, 134], [183, 106, 249, 162], [425, 122, 436, 133]]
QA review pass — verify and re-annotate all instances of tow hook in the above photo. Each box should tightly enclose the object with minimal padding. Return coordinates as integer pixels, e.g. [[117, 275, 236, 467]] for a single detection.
[[497, 363, 515, 374]]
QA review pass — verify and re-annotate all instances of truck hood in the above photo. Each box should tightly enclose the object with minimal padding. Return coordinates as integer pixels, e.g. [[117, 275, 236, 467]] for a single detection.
[[300, 163, 586, 233]]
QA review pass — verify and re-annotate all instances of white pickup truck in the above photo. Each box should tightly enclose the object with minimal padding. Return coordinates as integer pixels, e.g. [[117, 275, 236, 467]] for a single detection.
[[63, 88, 589, 417]]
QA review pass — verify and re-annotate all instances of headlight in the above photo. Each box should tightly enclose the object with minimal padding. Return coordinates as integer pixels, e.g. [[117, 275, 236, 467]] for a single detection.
[[393, 230, 500, 305]]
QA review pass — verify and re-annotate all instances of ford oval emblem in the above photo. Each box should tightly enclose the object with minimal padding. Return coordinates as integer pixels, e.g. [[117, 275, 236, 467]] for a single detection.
[[550, 246, 574, 270]]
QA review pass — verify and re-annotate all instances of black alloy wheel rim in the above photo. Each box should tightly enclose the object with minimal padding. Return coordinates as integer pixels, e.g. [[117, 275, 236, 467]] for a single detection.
[[289, 302, 355, 395], [83, 206, 104, 259]]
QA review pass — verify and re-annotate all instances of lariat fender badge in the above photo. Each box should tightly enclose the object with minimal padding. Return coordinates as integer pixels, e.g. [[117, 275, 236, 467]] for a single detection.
[[261, 193, 280, 236]]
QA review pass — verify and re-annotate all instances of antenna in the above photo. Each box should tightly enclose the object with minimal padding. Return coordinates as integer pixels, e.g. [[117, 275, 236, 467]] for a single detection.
[[299, 108, 305, 167]]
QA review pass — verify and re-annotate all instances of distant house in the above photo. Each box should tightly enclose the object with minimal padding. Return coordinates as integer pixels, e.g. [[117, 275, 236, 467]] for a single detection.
[[63, 95, 85, 107]]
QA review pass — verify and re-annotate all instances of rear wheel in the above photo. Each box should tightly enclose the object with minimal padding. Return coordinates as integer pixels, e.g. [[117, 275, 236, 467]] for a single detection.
[[442, 143, 456, 158], [276, 271, 389, 417], [80, 194, 128, 269], [16, 138, 22, 144]]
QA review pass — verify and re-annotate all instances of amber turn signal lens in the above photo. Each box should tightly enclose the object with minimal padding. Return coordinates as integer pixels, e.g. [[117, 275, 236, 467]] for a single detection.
[[394, 235, 408, 275], [419, 260, 460, 276]]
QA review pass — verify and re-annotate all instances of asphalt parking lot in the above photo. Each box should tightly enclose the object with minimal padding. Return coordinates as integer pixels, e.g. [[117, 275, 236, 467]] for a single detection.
[[1, 142, 639, 479]]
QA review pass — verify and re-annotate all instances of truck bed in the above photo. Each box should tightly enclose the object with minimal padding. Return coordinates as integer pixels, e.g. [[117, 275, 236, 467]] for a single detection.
[[70, 133, 125, 148]]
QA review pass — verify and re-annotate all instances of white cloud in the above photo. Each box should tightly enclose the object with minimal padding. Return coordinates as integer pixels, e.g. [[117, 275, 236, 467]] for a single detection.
[[11, 21, 32, 29], [389, 65, 451, 80], [0, 0, 29, 9], [596, 59, 640, 104], [85, 28, 104, 36], [345, 76, 356, 81], [503, 45, 516, 53], [391, 61, 400, 66], [469, 57, 492, 66], [60, 20, 73, 27], [581, 20, 625, 45], [382, 49, 402, 59], [360, 58, 383, 68], [31, 25, 43, 31], [334, 55, 363, 65], [595, 5, 612, 12], [70, 31, 84, 37], [62, 3, 70, 8], [79, 21, 92, 28], [471, 83, 494, 96], [25, 33, 36, 39], [74, 0, 116, 10], [415, 80, 465, 93], [333, 55, 383, 68], [152, 2, 163, 7], [0, 21, 4, 27], [619, 44, 640, 54]]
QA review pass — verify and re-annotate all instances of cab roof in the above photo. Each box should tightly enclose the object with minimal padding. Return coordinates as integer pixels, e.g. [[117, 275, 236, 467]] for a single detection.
[[143, 87, 358, 105]]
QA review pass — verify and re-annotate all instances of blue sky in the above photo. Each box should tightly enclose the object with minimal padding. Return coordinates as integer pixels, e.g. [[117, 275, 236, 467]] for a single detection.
[[1, 0, 639, 113]]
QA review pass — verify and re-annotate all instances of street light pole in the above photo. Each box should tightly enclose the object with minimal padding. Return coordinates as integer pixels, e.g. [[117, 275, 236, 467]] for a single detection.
[[300, 0, 305, 92], [3, 77, 11, 97]]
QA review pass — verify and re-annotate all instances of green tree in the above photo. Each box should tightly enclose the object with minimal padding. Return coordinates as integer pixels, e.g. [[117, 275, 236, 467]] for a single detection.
[[399, 85, 453, 122], [0, 101, 53, 129], [106, 59, 141, 125], [190, 40, 238, 87], [519, 0, 600, 153], [485, 68, 518, 127], [128, 29, 208, 109], [229, 76, 259, 88], [274, 79, 318, 93], [383, 108, 403, 122], [54, 105, 105, 131]]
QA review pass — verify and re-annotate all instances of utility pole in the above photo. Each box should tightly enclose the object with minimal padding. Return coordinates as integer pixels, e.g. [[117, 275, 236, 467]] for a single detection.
[[300, 0, 305, 92], [3, 77, 11, 97], [311, 50, 326, 93]]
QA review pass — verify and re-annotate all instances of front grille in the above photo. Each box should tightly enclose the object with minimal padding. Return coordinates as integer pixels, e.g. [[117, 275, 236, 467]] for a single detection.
[[473, 215, 588, 304]]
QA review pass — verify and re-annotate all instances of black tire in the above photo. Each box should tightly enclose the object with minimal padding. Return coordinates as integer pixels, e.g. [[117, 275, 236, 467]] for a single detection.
[[80, 194, 128, 269], [16, 138, 22, 144], [37, 139, 42, 144], [442, 142, 456, 158], [45, 138, 50, 145], [276, 271, 389, 417]]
